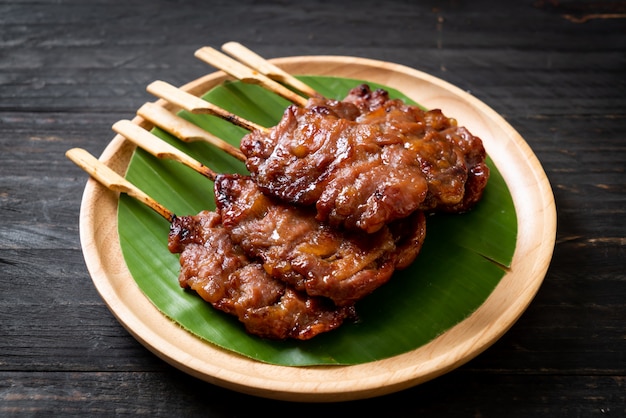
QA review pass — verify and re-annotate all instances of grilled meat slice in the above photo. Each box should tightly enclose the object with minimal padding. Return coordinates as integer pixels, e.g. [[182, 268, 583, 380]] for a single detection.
[[343, 85, 490, 213], [214, 174, 427, 306], [168, 211, 354, 340], [240, 84, 489, 233]]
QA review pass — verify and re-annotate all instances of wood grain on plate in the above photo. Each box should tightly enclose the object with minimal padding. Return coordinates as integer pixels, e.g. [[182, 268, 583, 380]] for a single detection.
[[77, 56, 556, 402]]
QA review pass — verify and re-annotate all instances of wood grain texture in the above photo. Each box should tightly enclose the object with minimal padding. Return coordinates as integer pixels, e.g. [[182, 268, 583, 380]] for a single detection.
[[1, 0, 624, 414]]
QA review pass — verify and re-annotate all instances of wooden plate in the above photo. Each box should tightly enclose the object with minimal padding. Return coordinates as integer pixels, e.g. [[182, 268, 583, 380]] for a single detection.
[[78, 56, 556, 402]]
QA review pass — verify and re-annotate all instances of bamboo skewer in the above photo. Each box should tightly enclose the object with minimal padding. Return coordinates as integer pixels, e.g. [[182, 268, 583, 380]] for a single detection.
[[220, 42, 319, 99], [137, 102, 246, 162], [194, 46, 309, 107], [112, 120, 219, 181], [109, 45, 333, 194], [65, 148, 174, 223], [146, 80, 268, 133], [142, 43, 325, 165]]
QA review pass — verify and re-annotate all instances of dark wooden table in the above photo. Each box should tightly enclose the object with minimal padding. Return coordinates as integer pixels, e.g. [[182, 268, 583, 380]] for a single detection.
[[1, 0, 624, 416]]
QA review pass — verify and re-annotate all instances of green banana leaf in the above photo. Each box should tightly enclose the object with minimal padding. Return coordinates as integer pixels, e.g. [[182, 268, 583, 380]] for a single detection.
[[118, 76, 517, 366]]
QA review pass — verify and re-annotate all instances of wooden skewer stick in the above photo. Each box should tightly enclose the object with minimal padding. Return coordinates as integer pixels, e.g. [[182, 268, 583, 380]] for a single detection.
[[112, 120, 219, 182], [146, 80, 268, 133], [65, 148, 174, 222], [194, 46, 309, 107], [221, 42, 319, 99], [137, 102, 246, 162]]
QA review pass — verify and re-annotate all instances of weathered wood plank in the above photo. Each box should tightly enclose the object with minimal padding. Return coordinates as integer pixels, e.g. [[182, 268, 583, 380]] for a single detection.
[[0, 0, 624, 414], [0, 371, 623, 416]]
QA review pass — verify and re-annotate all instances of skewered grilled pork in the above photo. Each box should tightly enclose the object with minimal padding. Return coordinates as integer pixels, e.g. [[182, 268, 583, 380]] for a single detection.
[[66, 146, 353, 341], [168, 210, 355, 340], [110, 119, 425, 333], [215, 174, 427, 306], [240, 84, 489, 233]]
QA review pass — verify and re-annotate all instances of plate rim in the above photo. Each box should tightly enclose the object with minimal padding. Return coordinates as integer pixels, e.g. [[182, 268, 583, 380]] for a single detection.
[[78, 55, 556, 402]]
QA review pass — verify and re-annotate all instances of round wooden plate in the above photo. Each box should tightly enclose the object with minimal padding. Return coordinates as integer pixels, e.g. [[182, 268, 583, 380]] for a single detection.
[[78, 56, 556, 402]]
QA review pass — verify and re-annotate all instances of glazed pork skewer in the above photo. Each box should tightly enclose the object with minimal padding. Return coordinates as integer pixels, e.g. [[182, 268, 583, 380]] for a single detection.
[[143, 81, 428, 233], [196, 45, 488, 219], [65, 147, 353, 340], [240, 84, 490, 232], [112, 120, 427, 306], [145, 78, 489, 233], [195, 46, 489, 227]]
